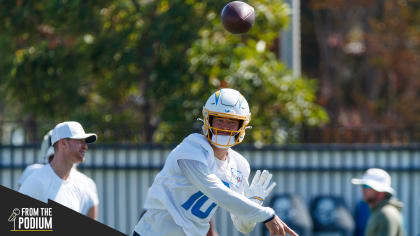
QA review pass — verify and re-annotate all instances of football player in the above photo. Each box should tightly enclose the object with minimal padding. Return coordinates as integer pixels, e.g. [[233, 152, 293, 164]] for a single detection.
[[133, 88, 297, 236]]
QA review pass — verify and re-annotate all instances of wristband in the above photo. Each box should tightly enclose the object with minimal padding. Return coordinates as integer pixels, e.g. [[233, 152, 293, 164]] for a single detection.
[[249, 196, 264, 202], [263, 214, 275, 224]]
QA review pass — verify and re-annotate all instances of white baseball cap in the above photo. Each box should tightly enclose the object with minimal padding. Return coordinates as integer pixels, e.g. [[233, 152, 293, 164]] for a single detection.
[[51, 121, 97, 145], [351, 168, 395, 195]]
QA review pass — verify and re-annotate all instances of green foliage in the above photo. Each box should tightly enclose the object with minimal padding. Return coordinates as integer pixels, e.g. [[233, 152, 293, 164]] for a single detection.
[[0, 0, 328, 144]]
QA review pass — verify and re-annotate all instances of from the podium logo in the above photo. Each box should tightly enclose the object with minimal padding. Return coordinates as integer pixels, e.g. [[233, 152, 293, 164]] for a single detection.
[[8, 208, 53, 232]]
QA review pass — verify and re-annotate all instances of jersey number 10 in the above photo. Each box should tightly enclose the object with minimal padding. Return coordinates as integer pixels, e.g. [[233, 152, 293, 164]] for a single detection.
[[181, 181, 229, 219]]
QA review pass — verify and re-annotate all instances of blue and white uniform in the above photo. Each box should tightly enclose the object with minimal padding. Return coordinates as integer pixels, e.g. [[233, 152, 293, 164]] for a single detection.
[[133, 133, 274, 236]]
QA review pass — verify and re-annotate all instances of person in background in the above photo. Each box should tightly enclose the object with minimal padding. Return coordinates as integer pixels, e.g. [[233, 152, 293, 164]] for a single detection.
[[352, 168, 404, 236], [19, 122, 99, 219]]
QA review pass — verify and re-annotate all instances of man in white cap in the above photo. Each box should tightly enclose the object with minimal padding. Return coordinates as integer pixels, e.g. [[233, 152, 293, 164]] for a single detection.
[[18, 128, 100, 219], [19, 121, 97, 213], [351, 168, 404, 236]]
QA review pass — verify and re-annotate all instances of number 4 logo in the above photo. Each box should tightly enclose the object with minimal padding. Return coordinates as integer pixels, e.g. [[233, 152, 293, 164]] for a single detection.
[[181, 181, 229, 219]]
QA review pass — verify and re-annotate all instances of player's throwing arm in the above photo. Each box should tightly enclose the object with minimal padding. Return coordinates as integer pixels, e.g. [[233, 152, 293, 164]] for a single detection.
[[246, 170, 298, 236]]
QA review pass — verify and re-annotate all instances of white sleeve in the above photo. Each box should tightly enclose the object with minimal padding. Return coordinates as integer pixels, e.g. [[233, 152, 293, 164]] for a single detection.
[[229, 160, 259, 234], [84, 177, 99, 207], [81, 180, 99, 214], [229, 176, 257, 234], [18, 167, 35, 187], [231, 214, 257, 234], [229, 168, 264, 234], [89, 181, 100, 206], [177, 159, 274, 226], [18, 164, 44, 187], [18, 176, 46, 203]]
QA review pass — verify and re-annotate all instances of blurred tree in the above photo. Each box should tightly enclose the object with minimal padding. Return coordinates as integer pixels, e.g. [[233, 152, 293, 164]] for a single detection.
[[0, 0, 328, 144], [305, 0, 420, 136]]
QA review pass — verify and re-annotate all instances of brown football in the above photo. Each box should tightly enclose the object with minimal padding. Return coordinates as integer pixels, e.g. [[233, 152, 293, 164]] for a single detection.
[[221, 1, 255, 34]]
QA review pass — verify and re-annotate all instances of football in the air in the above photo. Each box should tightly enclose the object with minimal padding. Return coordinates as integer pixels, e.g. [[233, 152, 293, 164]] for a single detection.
[[221, 1, 255, 34]]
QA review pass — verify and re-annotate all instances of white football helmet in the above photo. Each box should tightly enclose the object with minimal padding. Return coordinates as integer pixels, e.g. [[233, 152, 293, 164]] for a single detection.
[[202, 88, 251, 148]]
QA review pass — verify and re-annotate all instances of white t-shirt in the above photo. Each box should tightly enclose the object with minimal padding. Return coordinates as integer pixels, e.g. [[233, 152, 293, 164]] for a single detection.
[[18, 164, 99, 214], [18, 163, 44, 187], [71, 169, 100, 215], [134, 133, 274, 236]]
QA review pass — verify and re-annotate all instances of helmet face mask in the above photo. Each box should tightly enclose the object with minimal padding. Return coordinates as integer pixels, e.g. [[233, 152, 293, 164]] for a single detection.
[[202, 88, 251, 148]]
